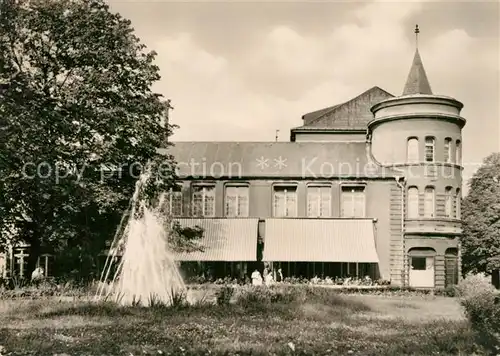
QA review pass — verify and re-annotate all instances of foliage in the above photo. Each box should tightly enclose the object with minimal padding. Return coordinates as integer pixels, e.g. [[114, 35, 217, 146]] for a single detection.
[[0, 0, 177, 278], [455, 273, 495, 299], [214, 285, 234, 306], [234, 285, 373, 314], [167, 221, 204, 254], [457, 273, 500, 353], [461, 152, 500, 275], [434, 285, 458, 297]]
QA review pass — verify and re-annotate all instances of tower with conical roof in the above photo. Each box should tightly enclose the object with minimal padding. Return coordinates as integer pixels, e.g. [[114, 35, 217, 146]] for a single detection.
[[368, 25, 466, 288]]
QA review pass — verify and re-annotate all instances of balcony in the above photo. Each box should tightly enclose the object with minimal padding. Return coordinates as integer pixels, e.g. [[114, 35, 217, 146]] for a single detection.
[[404, 218, 462, 236]]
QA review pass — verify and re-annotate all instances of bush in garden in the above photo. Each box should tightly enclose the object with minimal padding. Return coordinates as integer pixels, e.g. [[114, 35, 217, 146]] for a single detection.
[[235, 285, 303, 311], [457, 273, 500, 354], [215, 285, 234, 306]]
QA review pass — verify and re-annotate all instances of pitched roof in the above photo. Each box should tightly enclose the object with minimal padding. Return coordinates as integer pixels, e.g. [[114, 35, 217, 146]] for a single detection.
[[293, 86, 394, 132], [162, 141, 399, 179], [301, 104, 341, 126], [402, 49, 433, 95]]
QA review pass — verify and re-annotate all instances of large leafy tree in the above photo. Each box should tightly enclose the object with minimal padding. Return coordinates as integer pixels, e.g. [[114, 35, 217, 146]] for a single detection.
[[461, 152, 500, 286], [0, 0, 177, 278]]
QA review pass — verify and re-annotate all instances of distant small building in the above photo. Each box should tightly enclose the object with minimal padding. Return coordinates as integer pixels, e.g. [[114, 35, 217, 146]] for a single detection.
[[165, 46, 465, 289]]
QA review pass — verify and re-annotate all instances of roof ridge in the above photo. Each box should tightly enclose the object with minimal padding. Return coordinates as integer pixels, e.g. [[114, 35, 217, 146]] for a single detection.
[[306, 86, 394, 126]]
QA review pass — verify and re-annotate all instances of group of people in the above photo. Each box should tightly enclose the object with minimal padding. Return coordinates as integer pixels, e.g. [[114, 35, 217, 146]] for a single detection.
[[250, 266, 284, 286]]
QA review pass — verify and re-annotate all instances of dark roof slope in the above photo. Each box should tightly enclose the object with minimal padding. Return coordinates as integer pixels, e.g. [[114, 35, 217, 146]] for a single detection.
[[301, 104, 341, 126], [293, 86, 394, 132], [402, 49, 433, 95], [162, 141, 399, 179]]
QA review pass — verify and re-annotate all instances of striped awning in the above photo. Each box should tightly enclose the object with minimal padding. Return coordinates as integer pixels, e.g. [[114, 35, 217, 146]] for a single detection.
[[173, 218, 258, 261], [263, 218, 379, 263]]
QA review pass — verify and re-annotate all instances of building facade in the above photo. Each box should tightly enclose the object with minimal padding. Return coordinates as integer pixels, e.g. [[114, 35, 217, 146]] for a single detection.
[[0, 48, 465, 290], [165, 48, 465, 289]]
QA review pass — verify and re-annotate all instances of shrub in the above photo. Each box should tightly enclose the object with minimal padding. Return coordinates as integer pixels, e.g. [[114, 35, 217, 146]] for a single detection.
[[235, 285, 302, 311], [215, 285, 234, 306], [458, 273, 500, 354], [376, 279, 391, 286], [455, 273, 495, 299], [434, 286, 457, 297]]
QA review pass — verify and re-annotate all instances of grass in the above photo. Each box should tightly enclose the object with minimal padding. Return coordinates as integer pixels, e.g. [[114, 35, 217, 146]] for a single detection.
[[0, 285, 480, 355]]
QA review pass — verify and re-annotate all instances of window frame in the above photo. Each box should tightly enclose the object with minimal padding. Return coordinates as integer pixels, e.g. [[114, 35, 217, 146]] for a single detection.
[[455, 188, 461, 219], [340, 184, 366, 218], [165, 185, 183, 217], [424, 136, 435, 163], [456, 139, 462, 165], [306, 184, 332, 218], [407, 186, 419, 219], [444, 186, 453, 218], [273, 184, 298, 217], [411, 257, 427, 271], [191, 183, 216, 217], [444, 138, 452, 163], [406, 137, 419, 163], [424, 186, 435, 218], [224, 184, 250, 217]]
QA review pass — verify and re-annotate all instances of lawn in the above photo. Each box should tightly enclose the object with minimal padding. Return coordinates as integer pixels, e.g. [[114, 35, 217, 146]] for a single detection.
[[0, 286, 479, 355]]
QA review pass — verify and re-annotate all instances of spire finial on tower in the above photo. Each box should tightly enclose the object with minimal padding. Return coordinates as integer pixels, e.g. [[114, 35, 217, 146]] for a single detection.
[[402, 25, 433, 96], [414, 24, 420, 49]]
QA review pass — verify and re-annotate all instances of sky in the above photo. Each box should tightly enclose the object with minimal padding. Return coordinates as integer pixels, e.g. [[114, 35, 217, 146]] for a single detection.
[[107, 0, 499, 188]]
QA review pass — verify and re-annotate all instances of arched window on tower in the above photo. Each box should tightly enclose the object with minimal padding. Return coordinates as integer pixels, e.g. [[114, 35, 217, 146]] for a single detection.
[[407, 137, 419, 163], [425, 137, 435, 162], [424, 186, 435, 218], [445, 186, 453, 218], [444, 138, 452, 163], [456, 140, 462, 165], [407, 186, 419, 218], [455, 188, 461, 219]]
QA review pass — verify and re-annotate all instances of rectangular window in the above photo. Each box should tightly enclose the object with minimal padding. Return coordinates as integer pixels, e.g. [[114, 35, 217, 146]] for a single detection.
[[407, 138, 419, 163], [341, 186, 365, 218], [192, 185, 215, 217], [456, 140, 462, 165], [407, 187, 419, 218], [425, 137, 435, 162], [165, 186, 183, 216], [455, 189, 461, 219], [424, 187, 435, 218], [273, 186, 297, 217], [225, 186, 249, 217], [445, 187, 453, 218], [444, 138, 452, 163], [307, 186, 331, 217], [411, 257, 427, 271], [411, 256, 435, 271]]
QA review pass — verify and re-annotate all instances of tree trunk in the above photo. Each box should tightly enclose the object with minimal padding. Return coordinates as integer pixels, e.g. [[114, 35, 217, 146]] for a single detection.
[[492, 269, 500, 289]]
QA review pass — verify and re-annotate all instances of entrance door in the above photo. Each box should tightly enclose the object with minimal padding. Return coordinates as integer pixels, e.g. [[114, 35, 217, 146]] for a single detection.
[[409, 256, 435, 288]]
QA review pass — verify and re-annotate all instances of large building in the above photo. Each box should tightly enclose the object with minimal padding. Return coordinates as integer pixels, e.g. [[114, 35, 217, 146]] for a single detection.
[[165, 46, 465, 289], [0, 43, 465, 290]]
